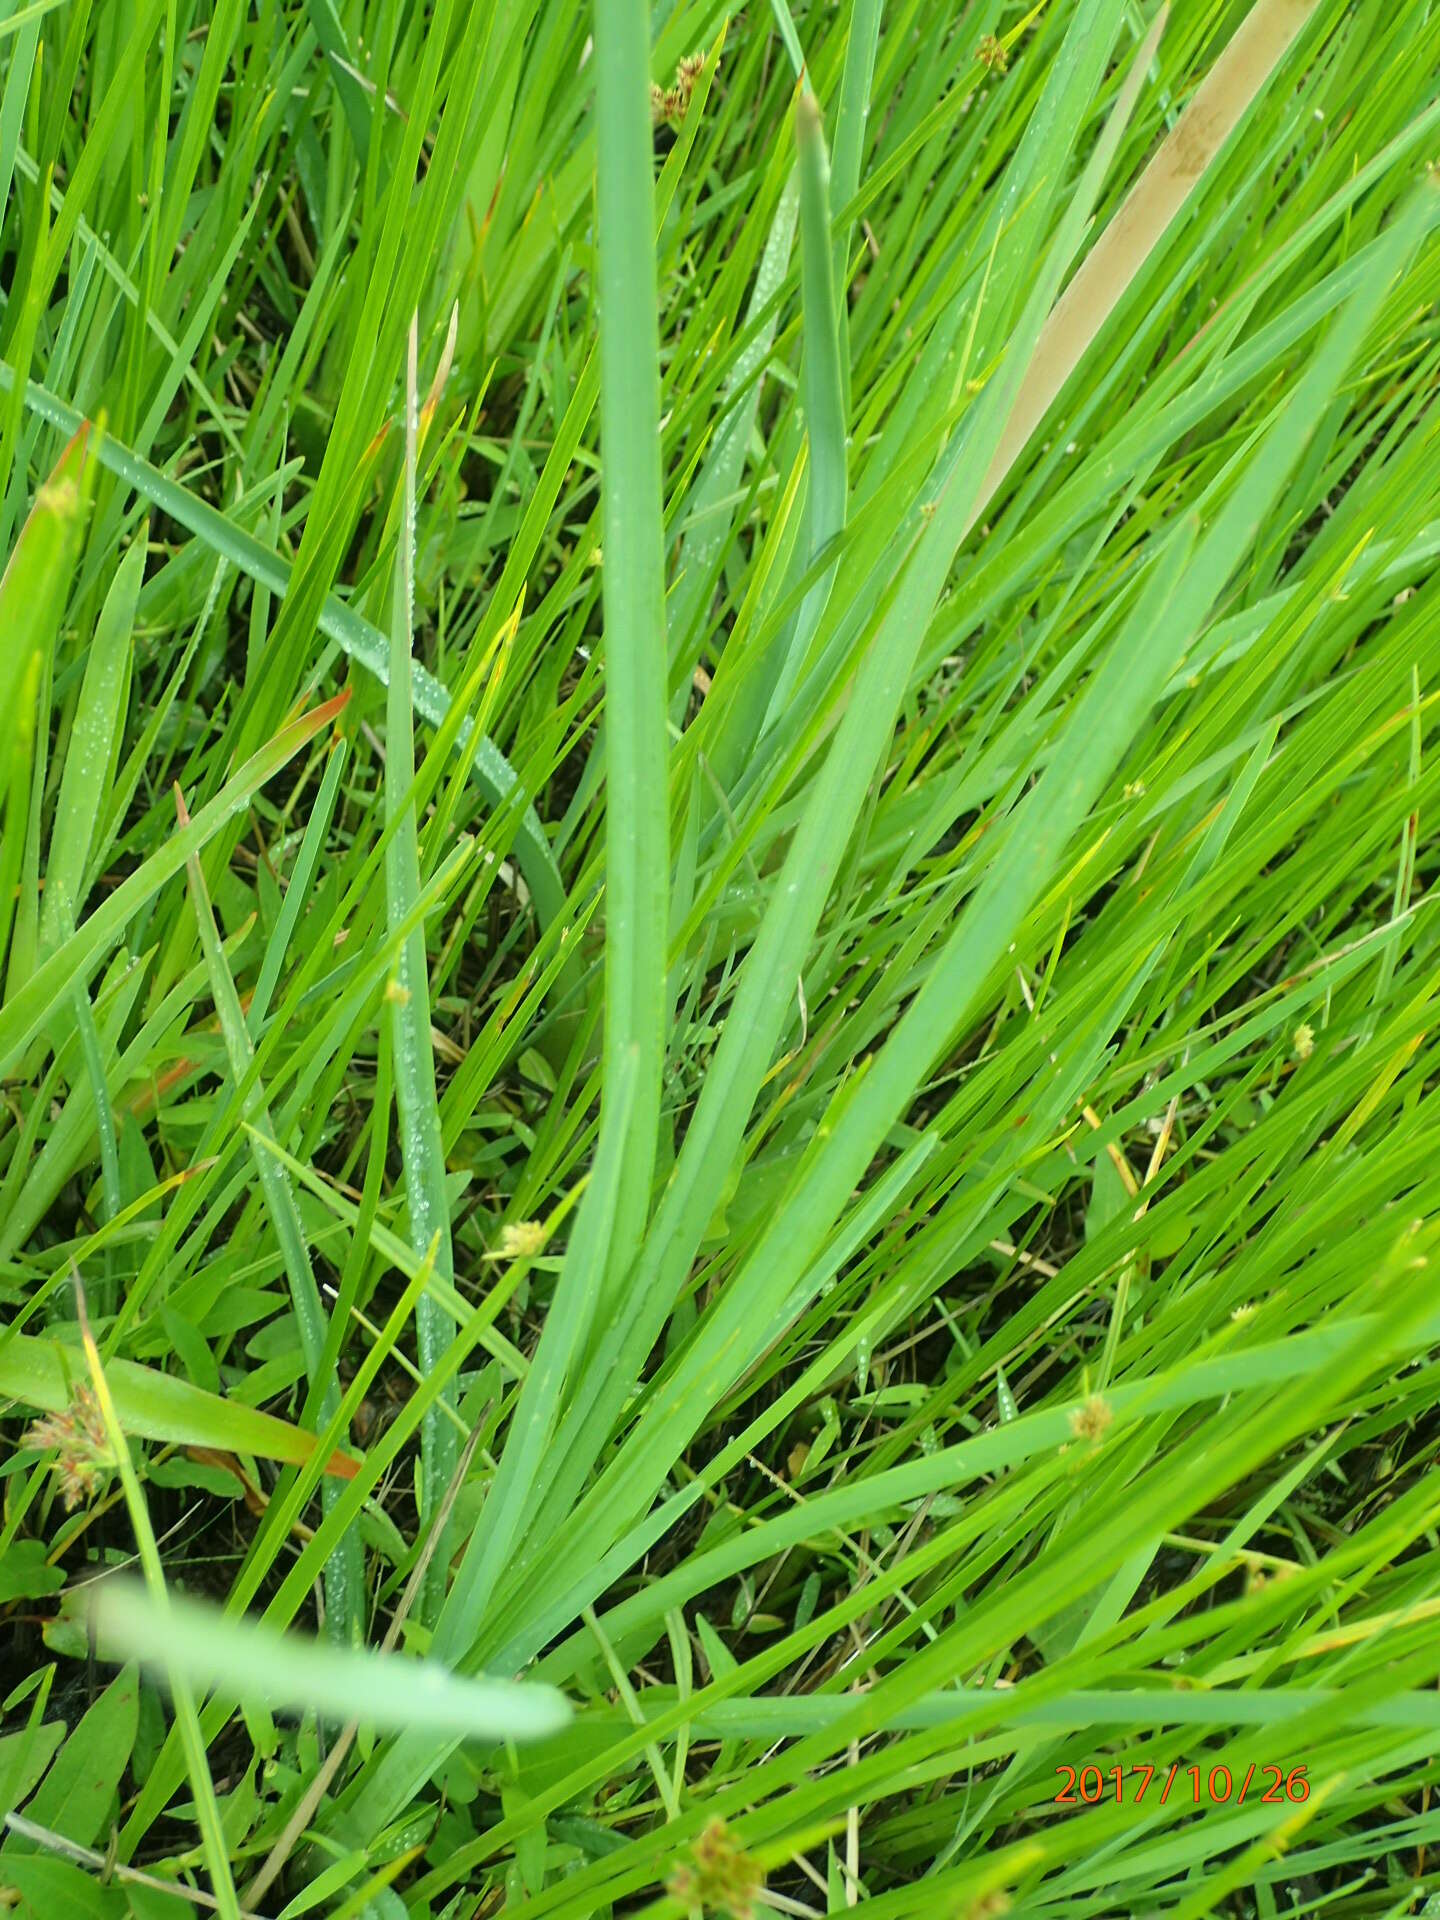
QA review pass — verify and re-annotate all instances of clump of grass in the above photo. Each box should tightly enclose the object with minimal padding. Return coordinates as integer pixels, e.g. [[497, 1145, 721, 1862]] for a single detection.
[[4, 1, 1440, 1916]]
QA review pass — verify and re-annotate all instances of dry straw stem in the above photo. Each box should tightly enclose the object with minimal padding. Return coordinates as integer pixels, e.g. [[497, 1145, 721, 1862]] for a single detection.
[[975, 0, 1321, 528]]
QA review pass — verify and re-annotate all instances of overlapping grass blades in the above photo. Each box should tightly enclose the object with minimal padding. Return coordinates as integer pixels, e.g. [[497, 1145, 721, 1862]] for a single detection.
[[6, 0, 1440, 1913]]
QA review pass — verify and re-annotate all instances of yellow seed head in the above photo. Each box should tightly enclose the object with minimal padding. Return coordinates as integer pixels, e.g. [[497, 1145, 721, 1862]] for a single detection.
[[1067, 1394, 1113, 1444], [666, 1817, 764, 1920], [498, 1219, 547, 1260], [24, 1385, 115, 1510]]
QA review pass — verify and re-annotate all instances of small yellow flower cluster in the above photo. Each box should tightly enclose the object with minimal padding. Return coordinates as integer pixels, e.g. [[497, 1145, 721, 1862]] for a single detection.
[[652, 52, 709, 128], [24, 1384, 115, 1510], [667, 1816, 764, 1919], [1068, 1393, 1113, 1444], [497, 1219, 547, 1260]]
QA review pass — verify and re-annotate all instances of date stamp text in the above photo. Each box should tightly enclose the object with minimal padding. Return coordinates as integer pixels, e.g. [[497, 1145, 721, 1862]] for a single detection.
[[1055, 1763, 1310, 1806]]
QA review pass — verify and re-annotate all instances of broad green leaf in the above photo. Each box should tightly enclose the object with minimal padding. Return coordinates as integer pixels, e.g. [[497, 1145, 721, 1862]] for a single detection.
[[0, 1538, 64, 1604], [4, 1665, 138, 1851], [0, 1856, 124, 1919], [0, 1722, 64, 1823]]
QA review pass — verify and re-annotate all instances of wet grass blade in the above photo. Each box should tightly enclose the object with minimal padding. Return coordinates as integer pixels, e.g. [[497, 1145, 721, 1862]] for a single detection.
[[385, 320, 457, 1620]]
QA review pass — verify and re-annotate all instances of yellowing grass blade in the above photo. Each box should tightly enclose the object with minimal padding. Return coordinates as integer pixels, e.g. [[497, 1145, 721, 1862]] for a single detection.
[[0, 424, 94, 795]]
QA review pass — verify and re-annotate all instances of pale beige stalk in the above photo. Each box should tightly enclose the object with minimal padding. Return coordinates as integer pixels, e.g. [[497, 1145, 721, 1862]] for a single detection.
[[972, 0, 1321, 531]]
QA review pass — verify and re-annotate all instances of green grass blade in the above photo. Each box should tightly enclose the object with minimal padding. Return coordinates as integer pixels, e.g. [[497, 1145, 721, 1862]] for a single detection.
[[4, 1329, 362, 1476], [175, 785, 363, 1644], [75, 1306, 241, 1920], [0, 423, 92, 796], [592, 0, 671, 1280], [521, 0, 1145, 1572], [68, 967, 122, 1263], [976, 0, 1317, 525], [91, 1579, 571, 1742], [302, 0, 375, 164], [431, 1045, 638, 1662], [0, 690, 349, 1075], [760, 88, 848, 731], [0, 652, 40, 983], [385, 319, 457, 1620], [0, 362, 568, 941], [829, 0, 883, 312], [248, 728, 350, 1037], [11, 1, 1440, 1909], [38, 529, 144, 956], [585, 173, 1437, 1551]]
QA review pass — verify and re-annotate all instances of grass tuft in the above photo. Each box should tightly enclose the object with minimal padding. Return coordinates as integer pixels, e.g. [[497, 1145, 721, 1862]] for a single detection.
[[5, 2, 1440, 1914]]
